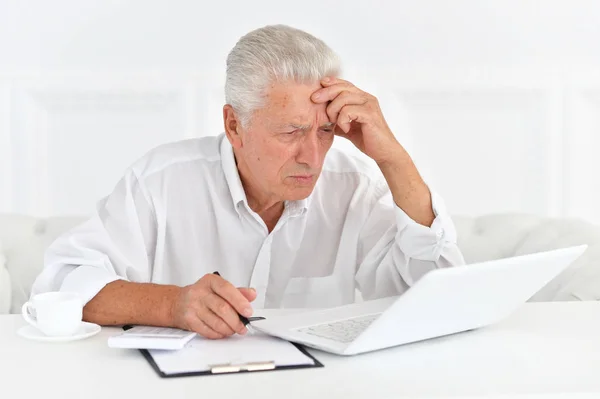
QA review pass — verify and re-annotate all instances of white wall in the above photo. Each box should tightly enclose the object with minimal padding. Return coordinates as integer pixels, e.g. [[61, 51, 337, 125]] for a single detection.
[[2, 0, 600, 224]]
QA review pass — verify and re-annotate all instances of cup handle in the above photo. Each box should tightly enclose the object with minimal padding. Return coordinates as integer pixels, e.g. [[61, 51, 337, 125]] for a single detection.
[[21, 302, 38, 328]]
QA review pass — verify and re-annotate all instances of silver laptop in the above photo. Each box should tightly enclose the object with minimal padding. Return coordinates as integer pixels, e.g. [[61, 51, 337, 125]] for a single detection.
[[251, 245, 587, 356]]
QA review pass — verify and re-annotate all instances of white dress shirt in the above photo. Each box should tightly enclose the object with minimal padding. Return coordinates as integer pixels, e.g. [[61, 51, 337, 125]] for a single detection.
[[31, 133, 465, 309]]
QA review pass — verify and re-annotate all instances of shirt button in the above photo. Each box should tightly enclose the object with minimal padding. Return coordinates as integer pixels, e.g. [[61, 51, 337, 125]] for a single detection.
[[436, 229, 444, 239]]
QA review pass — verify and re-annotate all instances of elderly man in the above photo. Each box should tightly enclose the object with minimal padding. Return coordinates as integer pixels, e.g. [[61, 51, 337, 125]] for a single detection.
[[31, 24, 465, 339]]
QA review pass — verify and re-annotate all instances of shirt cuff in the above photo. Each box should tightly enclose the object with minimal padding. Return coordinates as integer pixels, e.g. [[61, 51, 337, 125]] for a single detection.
[[394, 189, 457, 261], [59, 265, 126, 304]]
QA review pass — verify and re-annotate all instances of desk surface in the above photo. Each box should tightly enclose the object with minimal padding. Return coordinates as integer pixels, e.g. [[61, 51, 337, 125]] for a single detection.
[[1, 302, 600, 399]]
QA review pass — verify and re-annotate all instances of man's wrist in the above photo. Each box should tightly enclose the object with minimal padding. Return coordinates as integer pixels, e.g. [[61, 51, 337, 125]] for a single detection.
[[375, 145, 434, 227], [165, 285, 183, 328]]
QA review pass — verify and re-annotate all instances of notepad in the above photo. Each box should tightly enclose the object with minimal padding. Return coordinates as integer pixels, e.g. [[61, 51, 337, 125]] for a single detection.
[[108, 326, 197, 350], [142, 332, 321, 377]]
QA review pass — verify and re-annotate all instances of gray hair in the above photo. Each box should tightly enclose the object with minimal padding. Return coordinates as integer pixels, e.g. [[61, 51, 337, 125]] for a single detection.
[[225, 24, 341, 128]]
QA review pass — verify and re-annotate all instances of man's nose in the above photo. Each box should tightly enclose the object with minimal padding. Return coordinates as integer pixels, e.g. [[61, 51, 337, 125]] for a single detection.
[[295, 131, 320, 168]]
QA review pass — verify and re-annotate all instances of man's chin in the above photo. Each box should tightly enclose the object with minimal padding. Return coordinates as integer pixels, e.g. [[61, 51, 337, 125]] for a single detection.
[[285, 185, 316, 201]]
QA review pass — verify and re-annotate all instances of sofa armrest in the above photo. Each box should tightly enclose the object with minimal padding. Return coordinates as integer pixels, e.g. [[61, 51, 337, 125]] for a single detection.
[[453, 213, 600, 302]]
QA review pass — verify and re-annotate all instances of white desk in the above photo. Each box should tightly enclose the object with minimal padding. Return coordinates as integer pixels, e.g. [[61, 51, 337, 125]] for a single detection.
[[1, 302, 600, 399]]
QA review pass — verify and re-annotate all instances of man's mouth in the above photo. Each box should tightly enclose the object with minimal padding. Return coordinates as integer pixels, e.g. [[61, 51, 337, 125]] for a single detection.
[[290, 174, 315, 184]]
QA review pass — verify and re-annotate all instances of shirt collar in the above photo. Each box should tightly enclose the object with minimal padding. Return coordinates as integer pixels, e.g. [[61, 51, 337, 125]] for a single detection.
[[220, 134, 311, 218], [220, 134, 247, 215]]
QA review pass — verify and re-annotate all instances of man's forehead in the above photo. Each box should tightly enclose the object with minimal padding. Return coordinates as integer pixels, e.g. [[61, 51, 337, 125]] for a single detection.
[[259, 82, 333, 128], [272, 109, 334, 128], [264, 102, 333, 129]]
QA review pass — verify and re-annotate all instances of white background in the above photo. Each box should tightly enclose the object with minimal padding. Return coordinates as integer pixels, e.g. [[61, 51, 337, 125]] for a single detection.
[[1, 0, 600, 224]]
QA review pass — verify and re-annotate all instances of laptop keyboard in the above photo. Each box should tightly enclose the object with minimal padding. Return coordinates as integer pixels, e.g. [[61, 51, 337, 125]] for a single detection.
[[296, 313, 380, 343]]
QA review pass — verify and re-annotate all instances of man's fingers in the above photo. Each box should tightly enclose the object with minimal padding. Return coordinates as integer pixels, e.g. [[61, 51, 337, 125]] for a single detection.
[[187, 315, 225, 340], [200, 305, 237, 336], [210, 275, 254, 317], [326, 91, 368, 127], [238, 287, 257, 302], [311, 81, 357, 104], [320, 76, 352, 87], [205, 293, 247, 335], [336, 105, 368, 134]]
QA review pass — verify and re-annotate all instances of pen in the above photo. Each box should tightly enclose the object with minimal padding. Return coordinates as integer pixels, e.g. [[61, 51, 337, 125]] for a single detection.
[[212, 271, 262, 332]]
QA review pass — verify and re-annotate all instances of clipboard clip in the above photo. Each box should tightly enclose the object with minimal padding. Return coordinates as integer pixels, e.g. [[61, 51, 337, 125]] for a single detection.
[[209, 361, 276, 374]]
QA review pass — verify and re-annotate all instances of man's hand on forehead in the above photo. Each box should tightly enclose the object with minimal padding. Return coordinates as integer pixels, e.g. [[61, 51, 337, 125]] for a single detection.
[[310, 76, 399, 165]]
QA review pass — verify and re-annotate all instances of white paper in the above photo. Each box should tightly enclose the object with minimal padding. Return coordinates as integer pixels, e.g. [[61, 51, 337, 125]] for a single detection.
[[108, 326, 197, 350], [147, 332, 315, 374]]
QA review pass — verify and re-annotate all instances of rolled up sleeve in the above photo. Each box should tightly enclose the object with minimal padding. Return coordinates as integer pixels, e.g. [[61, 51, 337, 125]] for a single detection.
[[355, 182, 465, 300], [393, 190, 458, 261]]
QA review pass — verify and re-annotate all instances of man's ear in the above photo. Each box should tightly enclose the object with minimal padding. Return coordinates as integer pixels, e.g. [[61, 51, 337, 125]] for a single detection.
[[223, 104, 243, 149]]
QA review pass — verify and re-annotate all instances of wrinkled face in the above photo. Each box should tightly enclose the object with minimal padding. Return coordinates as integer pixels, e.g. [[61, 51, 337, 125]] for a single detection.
[[228, 80, 335, 203]]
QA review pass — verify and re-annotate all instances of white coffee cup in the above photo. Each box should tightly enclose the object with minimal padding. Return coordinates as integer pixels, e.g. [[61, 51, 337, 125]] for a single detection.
[[21, 292, 83, 337]]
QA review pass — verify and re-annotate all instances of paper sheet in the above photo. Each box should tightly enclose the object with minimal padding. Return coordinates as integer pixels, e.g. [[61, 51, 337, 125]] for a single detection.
[[147, 332, 315, 374]]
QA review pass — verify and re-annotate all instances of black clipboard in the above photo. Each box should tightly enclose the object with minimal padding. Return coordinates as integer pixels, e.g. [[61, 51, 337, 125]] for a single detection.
[[123, 326, 324, 378]]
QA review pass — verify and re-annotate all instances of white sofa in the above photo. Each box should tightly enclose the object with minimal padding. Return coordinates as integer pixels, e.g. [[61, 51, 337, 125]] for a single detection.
[[1, 212, 600, 314]]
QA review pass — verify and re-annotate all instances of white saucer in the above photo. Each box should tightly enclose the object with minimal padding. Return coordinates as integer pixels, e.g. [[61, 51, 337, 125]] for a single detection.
[[17, 322, 102, 343]]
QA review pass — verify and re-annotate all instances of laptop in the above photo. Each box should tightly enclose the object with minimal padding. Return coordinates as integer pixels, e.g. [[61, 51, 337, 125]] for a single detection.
[[251, 245, 587, 356]]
